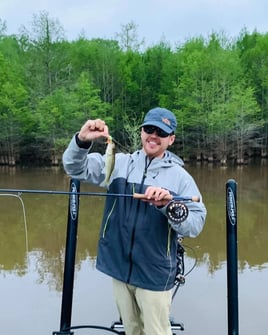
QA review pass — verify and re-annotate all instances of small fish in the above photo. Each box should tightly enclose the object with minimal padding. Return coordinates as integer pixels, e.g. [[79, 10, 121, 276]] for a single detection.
[[102, 135, 116, 186]]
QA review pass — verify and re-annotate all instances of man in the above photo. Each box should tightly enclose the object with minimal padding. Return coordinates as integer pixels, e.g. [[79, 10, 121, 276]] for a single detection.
[[62, 107, 207, 335]]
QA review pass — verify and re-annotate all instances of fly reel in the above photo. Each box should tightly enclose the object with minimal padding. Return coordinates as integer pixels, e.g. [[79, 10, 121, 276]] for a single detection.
[[166, 201, 188, 224]]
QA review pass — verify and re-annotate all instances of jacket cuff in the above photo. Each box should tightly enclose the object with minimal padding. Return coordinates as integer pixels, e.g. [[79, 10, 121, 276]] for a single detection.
[[75, 133, 92, 149]]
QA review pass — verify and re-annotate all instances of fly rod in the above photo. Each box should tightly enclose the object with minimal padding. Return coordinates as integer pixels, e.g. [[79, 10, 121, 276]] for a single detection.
[[0, 188, 200, 202]]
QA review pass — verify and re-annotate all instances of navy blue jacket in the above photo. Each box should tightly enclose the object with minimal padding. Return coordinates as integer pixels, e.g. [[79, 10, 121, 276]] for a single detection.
[[63, 135, 206, 291]]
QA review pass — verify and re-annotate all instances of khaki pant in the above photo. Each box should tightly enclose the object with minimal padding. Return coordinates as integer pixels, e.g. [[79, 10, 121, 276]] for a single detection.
[[112, 278, 172, 335]]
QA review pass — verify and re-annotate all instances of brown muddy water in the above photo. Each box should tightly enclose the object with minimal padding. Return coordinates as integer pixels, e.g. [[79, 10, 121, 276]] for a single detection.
[[0, 162, 267, 335]]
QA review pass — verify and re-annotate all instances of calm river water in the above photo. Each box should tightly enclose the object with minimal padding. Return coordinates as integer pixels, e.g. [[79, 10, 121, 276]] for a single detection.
[[0, 162, 268, 335]]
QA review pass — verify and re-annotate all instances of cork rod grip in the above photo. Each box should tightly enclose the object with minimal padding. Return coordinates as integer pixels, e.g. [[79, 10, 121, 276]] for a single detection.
[[133, 193, 200, 202]]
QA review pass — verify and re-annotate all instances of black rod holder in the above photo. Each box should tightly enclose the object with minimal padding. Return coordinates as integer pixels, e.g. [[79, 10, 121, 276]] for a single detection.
[[57, 178, 80, 334], [226, 179, 239, 335]]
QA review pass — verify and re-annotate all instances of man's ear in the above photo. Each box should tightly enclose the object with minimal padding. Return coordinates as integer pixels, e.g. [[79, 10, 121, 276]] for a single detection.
[[168, 135, 175, 146]]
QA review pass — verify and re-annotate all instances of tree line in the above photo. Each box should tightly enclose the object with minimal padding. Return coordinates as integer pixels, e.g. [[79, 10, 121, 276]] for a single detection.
[[0, 11, 267, 166]]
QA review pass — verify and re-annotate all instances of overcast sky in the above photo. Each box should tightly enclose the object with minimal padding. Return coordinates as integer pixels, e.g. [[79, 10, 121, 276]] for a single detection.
[[1, 0, 268, 47]]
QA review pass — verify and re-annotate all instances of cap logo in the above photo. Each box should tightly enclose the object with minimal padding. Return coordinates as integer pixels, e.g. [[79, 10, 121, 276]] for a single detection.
[[162, 118, 171, 126]]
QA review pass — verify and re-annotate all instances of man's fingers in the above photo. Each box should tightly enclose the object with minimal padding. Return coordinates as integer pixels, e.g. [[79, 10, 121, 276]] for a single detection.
[[79, 119, 109, 141], [143, 187, 170, 201]]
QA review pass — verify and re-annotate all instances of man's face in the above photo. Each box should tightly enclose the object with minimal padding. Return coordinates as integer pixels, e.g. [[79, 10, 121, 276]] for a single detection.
[[141, 126, 175, 158]]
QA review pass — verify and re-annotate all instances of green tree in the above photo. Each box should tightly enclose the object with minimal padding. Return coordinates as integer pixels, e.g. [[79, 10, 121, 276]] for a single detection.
[[68, 38, 121, 105], [116, 21, 145, 52], [20, 11, 67, 99], [143, 42, 176, 109], [72, 72, 111, 123], [173, 37, 208, 160], [0, 19, 7, 36], [0, 52, 28, 165], [35, 72, 111, 164], [228, 85, 261, 163], [1, 11, 267, 164], [237, 30, 268, 157]]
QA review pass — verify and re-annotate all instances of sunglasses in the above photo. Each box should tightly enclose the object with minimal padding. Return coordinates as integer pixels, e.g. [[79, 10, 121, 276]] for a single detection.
[[143, 125, 172, 138]]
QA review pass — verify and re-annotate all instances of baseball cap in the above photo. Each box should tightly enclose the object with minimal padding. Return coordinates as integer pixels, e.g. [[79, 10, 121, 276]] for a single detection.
[[141, 107, 177, 134]]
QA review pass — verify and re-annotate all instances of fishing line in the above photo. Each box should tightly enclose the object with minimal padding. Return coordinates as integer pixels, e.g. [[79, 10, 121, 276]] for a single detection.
[[0, 193, 29, 267], [110, 136, 129, 153], [183, 244, 198, 277], [172, 242, 198, 300]]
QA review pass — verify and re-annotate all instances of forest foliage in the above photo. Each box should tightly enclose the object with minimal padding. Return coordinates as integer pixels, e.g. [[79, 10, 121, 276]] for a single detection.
[[0, 12, 268, 166]]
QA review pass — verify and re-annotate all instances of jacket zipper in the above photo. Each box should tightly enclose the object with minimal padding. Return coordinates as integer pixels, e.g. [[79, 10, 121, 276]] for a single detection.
[[127, 156, 154, 283]]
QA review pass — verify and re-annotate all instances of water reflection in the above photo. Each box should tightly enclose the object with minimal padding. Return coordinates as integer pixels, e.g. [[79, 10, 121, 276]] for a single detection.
[[1, 164, 268, 278], [190, 163, 268, 269], [0, 164, 268, 334]]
